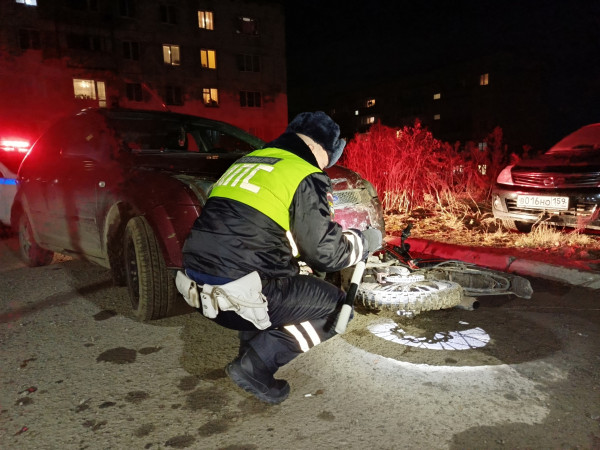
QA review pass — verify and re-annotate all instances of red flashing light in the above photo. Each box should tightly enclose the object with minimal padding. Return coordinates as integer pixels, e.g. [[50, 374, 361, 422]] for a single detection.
[[0, 139, 31, 152]]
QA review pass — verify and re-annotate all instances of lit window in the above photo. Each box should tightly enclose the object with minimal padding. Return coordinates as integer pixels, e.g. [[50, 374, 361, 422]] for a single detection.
[[97, 82, 106, 107], [236, 16, 258, 35], [478, 142, 487, 151], [198, 10, 214, 30], [366, 98, 376, 108], [16, 0, 37, 5], [480, 73, 489, 86], [433, 93, 441, 100], [165, 85, 183, 105], [200, 49, 216, 69], [240, 91, 262, 108], [73, 79, 106, 107], [354, 110, 359, 116], [434, 114, 441, 120], [203, 88, 219, 106], [126, 83, 142, 101], [122, 41, 140, 60], [361, 116, 375, 125], [163, 44, 180, 65], [236, 54, 260, 72]]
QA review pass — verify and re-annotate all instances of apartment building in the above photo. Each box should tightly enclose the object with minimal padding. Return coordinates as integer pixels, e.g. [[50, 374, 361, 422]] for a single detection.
[[0, 0, 287, 144]]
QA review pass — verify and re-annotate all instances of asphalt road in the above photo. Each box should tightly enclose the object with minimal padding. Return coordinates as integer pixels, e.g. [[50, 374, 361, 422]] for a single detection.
[[0, 234, 599, 449]]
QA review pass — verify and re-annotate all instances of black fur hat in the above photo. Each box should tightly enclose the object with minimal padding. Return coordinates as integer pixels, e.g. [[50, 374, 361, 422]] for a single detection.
[[286, 111, 346, 168]]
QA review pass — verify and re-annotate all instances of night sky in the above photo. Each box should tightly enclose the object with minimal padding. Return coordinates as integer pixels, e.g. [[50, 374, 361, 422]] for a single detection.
[[284, 0, 600, 121]]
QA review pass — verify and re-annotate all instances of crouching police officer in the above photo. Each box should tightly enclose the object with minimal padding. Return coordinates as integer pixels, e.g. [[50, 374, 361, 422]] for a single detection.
[[181, 111, 382, 404]]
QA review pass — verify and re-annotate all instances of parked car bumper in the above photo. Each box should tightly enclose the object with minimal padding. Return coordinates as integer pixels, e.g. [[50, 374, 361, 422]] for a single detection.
[[492, 185, 600, 230]]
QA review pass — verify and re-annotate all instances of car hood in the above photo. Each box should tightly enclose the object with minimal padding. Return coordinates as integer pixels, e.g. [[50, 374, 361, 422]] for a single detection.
[[514, 122, 600, 172], [513, 148, 600, 172]]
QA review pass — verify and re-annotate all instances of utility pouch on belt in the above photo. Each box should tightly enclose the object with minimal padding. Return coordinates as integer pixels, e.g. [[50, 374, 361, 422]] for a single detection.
[[175, 270, 271, 330]]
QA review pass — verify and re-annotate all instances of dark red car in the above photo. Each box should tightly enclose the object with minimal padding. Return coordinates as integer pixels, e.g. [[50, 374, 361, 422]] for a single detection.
[[13, 108, 384, 320]]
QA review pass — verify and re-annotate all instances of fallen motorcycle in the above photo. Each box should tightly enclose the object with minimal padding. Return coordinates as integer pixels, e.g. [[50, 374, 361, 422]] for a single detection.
[[339, 223, 533, 317]]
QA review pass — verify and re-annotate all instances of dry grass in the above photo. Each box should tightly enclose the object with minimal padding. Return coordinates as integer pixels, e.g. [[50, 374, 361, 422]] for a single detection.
[[384, 202, 600, 264]]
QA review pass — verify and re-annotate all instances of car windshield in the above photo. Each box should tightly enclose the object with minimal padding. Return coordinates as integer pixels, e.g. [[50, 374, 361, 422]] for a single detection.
[[547, 124, 600, 154], [106, 115, 263, 155]]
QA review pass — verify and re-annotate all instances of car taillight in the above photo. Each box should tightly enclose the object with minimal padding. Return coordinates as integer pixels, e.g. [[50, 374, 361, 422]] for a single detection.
[[0, 139, 30, 152], [496, 165, 514, 185]]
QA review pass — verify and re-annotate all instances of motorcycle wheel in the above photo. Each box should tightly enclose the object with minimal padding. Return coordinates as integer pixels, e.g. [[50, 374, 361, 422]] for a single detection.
[[358, 279, 463, 314]]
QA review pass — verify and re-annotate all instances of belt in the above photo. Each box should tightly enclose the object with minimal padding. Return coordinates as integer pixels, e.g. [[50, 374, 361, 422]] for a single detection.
[[184, 268, 233, 286]]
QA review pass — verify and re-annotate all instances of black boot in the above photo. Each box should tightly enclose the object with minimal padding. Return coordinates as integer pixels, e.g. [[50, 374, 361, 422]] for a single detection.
[[238, 330, 259, 358], [226, 347, 290, 404]]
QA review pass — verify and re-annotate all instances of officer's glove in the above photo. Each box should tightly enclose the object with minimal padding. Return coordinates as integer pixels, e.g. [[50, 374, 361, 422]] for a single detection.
[[362, 227, 383, 254]]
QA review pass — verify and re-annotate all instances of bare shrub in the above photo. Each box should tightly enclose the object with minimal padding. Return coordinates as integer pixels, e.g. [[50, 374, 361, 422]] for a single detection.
[[341, 121, 506, 214]]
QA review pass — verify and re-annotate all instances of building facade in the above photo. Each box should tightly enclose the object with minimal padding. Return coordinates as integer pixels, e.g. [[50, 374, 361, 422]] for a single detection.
[[0, 0, 287, 144]]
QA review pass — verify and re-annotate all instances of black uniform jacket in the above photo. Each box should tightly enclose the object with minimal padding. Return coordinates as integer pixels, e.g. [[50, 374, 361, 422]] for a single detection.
[[182, 132, 366, 281]]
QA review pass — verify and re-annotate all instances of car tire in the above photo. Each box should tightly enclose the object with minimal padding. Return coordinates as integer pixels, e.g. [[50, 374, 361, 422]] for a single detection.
[[501, 219, 532, 233], [124, 216, 176, 321], [17, 212, 54, 267]]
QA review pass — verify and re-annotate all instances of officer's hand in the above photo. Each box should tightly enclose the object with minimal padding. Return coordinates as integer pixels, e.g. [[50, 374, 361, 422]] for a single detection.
[[362, 227, 383, 253]]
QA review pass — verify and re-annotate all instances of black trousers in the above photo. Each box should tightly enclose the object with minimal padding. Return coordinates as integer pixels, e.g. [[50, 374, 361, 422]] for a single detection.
[[211, 274, 347, 373]]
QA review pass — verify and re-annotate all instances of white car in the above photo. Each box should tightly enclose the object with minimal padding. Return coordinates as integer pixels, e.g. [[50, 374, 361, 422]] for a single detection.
[[0, 138, 30, 227], [492, 123, 600, 231]]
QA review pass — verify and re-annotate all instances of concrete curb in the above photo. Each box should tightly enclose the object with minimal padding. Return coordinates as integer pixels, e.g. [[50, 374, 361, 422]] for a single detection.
[[386, 237, 600, 290]]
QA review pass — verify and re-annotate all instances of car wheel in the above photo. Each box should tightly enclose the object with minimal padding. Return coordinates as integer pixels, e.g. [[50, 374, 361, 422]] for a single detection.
[[501, 219, 532, 233], [18, 212, 54, 267], [110, 264, 127, 287], [124, 216, 176, 321], [109, 245, 127, 287]]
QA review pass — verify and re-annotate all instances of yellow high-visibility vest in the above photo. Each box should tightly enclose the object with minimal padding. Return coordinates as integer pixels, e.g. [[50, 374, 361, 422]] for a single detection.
[[209, 147, 321, 231]]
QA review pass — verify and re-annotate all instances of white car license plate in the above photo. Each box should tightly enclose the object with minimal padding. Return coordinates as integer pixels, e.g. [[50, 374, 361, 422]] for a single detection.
[[517, 195, 569, 210]]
